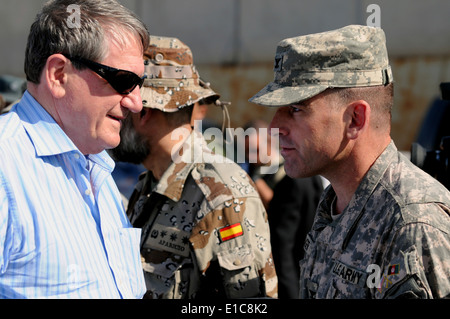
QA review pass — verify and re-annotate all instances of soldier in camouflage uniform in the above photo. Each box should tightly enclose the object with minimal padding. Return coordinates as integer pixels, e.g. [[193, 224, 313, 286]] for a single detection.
[[111, 36, 277, 299], [249, 25, 450, 298]]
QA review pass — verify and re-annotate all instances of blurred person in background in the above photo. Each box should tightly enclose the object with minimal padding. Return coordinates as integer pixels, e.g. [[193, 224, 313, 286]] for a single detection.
[[243, 119, 323, 298], [0, 75, 26, 114], [0, 94, 5, 113]]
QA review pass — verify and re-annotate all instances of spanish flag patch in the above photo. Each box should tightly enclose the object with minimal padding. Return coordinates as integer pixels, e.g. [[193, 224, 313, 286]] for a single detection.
[[219, 223, 243, 242]]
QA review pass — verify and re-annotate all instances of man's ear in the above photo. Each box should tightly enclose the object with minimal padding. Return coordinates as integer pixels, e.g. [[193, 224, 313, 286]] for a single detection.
[[133, 107, 155, 131], [346, 100, 370, 140], [139, 107, 152, 123], [44, 54, 69, 99]]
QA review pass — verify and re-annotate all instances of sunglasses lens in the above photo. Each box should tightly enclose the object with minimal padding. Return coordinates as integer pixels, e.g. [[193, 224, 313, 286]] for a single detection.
[[68, 56, 145, 95], [109, 71, 143, 94]]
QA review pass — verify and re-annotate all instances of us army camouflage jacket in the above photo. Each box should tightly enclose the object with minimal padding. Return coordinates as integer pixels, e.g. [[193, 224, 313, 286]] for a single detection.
[[300, 141, 450, 299], [127, 132, 277, 299]]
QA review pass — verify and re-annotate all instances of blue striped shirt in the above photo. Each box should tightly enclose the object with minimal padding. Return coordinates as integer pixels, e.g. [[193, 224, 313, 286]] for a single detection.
[[0, 91, 145, 298]]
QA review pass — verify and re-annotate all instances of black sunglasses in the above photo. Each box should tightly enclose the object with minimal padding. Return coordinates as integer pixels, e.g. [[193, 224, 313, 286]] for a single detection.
[[66, 55, 146, 95]]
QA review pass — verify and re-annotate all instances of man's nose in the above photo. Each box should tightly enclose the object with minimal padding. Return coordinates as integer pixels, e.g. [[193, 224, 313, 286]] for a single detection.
[[121, 86, 143, 113]]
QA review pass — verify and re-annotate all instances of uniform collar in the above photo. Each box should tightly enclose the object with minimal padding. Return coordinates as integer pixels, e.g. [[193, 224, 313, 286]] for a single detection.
[[151, 130, 210, 202], [314, 141, 397, 249]]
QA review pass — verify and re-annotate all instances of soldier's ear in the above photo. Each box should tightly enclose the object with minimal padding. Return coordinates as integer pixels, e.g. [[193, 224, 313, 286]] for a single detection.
[[345, 100, 370, 140], [139, 108, 152, 123]]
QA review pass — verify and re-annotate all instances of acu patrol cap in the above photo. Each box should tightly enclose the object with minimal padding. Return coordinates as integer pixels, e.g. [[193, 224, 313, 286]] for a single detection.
[[249, 25, 393, 107], [141, 36, 220, 112]]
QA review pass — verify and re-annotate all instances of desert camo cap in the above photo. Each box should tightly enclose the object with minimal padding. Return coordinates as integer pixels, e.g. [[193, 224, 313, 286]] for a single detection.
[[249, 25, 393, 107], [141, 36, 220, 112]]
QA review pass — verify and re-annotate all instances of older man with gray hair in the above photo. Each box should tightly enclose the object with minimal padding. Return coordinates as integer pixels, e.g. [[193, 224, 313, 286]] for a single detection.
[[0, 0, 149, 298]]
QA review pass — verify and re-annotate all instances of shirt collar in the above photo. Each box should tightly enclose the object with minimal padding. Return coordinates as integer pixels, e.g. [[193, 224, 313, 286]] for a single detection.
[[15, 91, 114, 172], [16, 91, 77, 157], [345, 140, 397, 214], [314, 141, 397, 248]]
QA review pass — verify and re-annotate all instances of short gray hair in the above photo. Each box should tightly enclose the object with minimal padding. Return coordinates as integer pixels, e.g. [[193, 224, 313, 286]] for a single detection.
[[24, 0, 149, 84], [329, 83, 394, 132]]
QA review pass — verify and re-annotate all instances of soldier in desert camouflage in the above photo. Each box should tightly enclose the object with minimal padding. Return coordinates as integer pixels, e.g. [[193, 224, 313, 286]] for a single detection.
[[250, 25, 450, 298], [111, 36, 277, 299]]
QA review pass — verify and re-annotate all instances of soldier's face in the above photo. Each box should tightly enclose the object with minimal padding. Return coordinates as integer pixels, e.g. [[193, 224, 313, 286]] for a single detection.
[[269, 93, 348, 179]]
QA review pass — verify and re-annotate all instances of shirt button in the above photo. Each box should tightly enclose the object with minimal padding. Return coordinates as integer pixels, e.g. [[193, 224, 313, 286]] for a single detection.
[[85, 189, 91, 196], [233, 259, 242, 266], [74, 153, 80, 160]]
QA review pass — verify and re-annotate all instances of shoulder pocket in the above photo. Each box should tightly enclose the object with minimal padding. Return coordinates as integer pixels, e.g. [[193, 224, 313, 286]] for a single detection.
[[217, 245, 254, 270], [217, 245, 260, 298], [381, 246, 430, 299]]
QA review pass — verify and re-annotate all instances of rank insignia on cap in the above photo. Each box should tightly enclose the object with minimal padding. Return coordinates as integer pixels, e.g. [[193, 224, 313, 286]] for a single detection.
[[219, 223, 243, 242], [274, 53, 283, 72], [387, 264, 399, 276]]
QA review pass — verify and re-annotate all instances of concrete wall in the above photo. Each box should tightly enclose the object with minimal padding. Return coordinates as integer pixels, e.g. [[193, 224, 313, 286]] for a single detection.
[[2, 0, 450, 150]]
